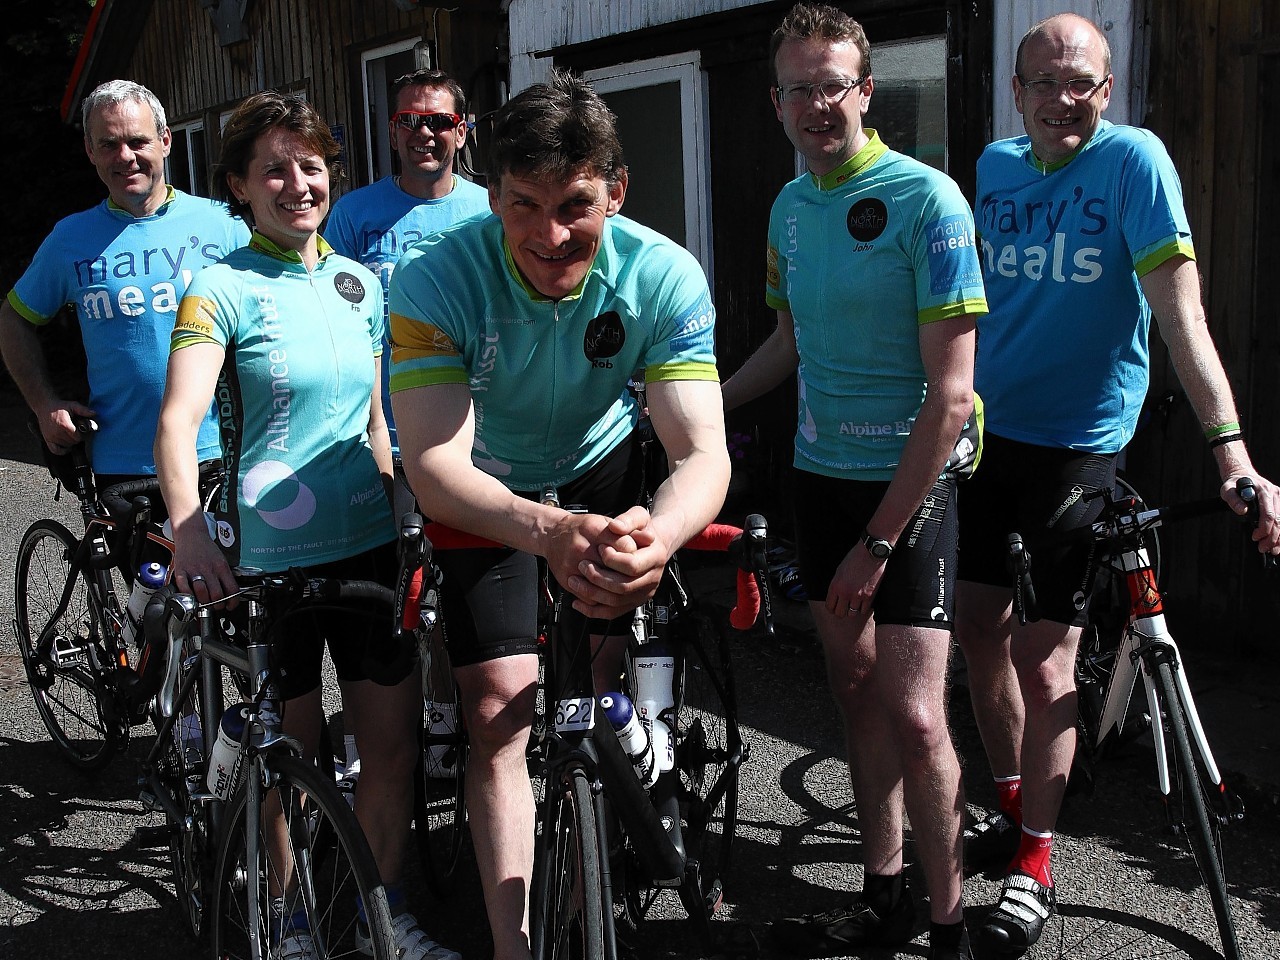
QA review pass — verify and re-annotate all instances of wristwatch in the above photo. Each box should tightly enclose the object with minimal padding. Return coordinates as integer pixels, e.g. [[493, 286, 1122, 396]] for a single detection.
[[861, 530, 894, 560]]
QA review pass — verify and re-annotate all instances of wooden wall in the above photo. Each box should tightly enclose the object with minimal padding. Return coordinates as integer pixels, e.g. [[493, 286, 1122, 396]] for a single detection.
[[1133, 0, 1279, 655], [113, 1, 501, 190]]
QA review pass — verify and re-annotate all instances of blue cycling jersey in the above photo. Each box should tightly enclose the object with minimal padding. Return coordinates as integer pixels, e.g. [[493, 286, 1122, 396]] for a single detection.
[[8, 188, 248, 473], [325, 175, 490, 449]]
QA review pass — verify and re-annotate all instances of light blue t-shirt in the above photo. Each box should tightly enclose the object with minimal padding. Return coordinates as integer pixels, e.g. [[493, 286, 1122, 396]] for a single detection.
[[766, 132, 987, 481], [325, 175, 491, 449], [172, 233, 393, 570], [8, 189, 248, 473], [389, 213, 719, 491], [974, 119, 1194, 452]]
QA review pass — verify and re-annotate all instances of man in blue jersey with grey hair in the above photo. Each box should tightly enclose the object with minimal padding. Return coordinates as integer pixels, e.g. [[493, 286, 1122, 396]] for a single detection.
[[0, 79, 247, 487]]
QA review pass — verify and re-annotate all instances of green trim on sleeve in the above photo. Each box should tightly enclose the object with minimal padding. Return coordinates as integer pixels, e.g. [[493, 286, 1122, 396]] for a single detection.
[[765, 291, 789, 311], [6, 289, 51, 325], [388, 366, 470, 394], [644, 361, 721, 384], [918, 298, 988, 325], [1134, 238, 1195, 279]]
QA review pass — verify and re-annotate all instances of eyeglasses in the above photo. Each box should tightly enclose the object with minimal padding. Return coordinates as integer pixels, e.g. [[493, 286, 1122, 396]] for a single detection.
[[774, 75, 868, 106], [393, 111, 463, 133], [1016, 75, 1111, 100]]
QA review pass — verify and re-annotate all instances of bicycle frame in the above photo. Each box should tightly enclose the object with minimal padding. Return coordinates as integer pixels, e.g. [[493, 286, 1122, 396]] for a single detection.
[[1090, 539, 1231, 807]]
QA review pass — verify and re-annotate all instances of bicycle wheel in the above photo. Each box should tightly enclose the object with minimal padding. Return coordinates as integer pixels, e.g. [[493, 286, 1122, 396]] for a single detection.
[[413, 624, 468, 897], [1152, 658, 1241, 960], [673, 608, 741, 919], [158, 676, 218, 941], [13, 519, 120, 769], [211, 753, 398, 959], [532, 765, 607, 960]]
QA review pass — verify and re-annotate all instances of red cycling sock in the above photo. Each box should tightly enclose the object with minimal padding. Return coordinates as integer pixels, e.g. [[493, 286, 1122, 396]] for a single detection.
[[995, 774, 1023, 824], [1010, 826, 1053, 887]]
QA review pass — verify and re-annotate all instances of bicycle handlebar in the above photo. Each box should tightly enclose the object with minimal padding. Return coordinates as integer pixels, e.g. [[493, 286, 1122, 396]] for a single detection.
[[682, 515, 774, 634]]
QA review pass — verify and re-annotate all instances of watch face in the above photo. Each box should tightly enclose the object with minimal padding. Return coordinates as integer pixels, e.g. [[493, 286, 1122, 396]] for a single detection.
[[870, 542, 891, 559]]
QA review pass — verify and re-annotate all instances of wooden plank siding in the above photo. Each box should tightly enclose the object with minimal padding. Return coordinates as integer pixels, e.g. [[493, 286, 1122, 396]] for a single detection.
[[1133, 0, 1279, 656], [98, 1, 500, 193]]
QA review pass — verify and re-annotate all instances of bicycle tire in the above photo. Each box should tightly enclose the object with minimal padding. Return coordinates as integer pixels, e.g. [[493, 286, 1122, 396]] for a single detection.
[[673, 608, 741, 919], [532, 765, 607, 960], [1152, 657, 1241, 960], [413, 624, 469, 897], [158, 656, 218, 942], [211, 753, 398, 960], [13, 518, 120, 770]]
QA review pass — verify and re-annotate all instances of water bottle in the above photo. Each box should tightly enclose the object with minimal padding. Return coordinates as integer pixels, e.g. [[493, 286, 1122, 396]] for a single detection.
[[632, 642, 677, 774], [599, 693, 659, 788], [206, 703, 251, 799], [121, 561, 167, 648]]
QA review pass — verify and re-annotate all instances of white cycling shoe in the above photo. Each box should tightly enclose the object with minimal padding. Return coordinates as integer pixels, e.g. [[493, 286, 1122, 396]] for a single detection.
[[272, 931, 320, 960], [357, 911, 462, 960]]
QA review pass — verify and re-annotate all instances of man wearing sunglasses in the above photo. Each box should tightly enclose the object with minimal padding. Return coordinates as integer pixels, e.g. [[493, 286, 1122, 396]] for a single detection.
[[958, 13, 1280, 957], [327, 68, 489, 457]]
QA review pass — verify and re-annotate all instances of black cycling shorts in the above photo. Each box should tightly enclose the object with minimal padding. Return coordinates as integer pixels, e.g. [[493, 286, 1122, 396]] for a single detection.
[[271, 540, 409, 700], [957, 432, 1116, 626], [435, 434, 646, 668], [792, 469, 959, 630]]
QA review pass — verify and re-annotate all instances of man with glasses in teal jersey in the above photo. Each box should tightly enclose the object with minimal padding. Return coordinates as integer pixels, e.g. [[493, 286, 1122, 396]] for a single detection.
[[957, 13, 1280, 957], [0, 80, 247, 487], [723, 5, 985, 958], [326, 68, 489, 461]]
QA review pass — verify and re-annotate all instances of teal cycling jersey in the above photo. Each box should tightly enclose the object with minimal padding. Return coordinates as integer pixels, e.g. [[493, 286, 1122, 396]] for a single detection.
[[974, 119, 1194, 452], [325, 175, 491, 449], [389, 212, 719, 491], [766, 132, 987, 481], [172, 233, 393, 569], [8, 188, 248, 473]]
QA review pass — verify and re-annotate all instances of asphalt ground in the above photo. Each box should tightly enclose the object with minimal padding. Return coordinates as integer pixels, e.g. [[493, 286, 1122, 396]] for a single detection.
[[1, 387, 1278, 960]]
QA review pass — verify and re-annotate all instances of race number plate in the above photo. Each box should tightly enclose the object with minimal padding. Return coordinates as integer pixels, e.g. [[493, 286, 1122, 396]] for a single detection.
[[554, 696, 595, 733]]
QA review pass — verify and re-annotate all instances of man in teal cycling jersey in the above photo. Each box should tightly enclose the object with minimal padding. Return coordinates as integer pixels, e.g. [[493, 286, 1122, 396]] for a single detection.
[[326, 67, 489, 457], [956, 14, 1280, 957], [0, 80, 247, 480], [724, 6, 982, 959], [390, 71, 729, 960]]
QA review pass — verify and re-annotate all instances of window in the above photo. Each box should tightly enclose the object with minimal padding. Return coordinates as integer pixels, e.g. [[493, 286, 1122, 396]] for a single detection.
[[361, 38, 423, 185], [584, 53, 711, 275], [865, 35, 948, 170], [168, 121, 209, 196]]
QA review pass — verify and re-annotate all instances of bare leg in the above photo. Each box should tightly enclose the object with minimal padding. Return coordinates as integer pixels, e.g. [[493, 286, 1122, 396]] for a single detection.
[[343, 671, 423, 888], [456, 653, 539, 960], [875, 623, 964, 923], [810, 604, 905, 878], [955, 581, 1023, 779]]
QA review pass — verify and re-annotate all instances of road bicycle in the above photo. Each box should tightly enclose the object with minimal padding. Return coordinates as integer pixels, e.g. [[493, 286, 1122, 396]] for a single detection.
[[11, 418, 218, 770], [1010, 477, 1264, 960], [529, 511, 773, 960], [139, 567, 400, 957]]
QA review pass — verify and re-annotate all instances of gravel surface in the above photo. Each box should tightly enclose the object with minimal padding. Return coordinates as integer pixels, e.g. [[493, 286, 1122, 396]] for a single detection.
[[1, 391, 1277, 960]]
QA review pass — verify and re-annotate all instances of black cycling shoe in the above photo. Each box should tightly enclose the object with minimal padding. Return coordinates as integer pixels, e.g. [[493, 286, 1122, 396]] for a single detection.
[[769, 886, 916, 956], [963, 811, 1020, 876], [979, 871, 1055, 957], [928, 924, 973, 960]]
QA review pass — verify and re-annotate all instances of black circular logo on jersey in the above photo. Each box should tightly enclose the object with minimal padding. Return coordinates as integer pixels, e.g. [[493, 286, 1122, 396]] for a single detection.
[[583, 311, 625, 361], [847, 198, 888, 243], [333, 272, 366, 303]]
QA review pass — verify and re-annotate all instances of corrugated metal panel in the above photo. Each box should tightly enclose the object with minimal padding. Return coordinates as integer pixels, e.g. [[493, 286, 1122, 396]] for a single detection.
[[508, 0, 771, 89]]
